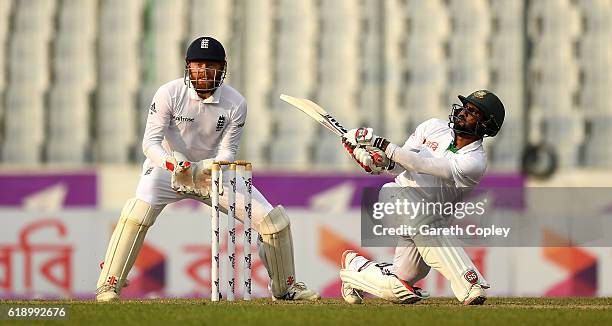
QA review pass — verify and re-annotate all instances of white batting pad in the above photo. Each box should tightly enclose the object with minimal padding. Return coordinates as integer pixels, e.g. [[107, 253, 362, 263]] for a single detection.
[[257, 205, 296, 298], [340, 263, 422, 304], [96, 198, 162, 295]]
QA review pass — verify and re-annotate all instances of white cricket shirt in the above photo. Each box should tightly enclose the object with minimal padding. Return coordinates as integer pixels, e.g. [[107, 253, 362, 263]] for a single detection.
[[386, 118, 487, 197], [142, 79, 247, 167]]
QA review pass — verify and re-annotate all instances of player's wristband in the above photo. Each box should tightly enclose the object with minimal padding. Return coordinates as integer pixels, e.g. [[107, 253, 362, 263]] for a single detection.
[[384, 143, 398, 160], [372, 137, 390, 151]]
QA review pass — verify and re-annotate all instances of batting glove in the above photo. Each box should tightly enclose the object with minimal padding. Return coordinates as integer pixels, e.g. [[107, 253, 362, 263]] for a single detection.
[[354, 146, 394, 175], [342, 128, 390, 151], [353, 147, 383, 174]]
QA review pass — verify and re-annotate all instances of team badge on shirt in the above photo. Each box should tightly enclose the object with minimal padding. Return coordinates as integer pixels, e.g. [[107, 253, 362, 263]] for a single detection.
[[216, 115, 227, 131], [423, 138, 439, 151], [149, 103, 157, 115]]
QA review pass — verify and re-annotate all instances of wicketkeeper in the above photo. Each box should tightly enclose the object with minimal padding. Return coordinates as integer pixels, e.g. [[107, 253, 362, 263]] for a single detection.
[[339, 90, 505, 305], [96, 36, 319, 302]]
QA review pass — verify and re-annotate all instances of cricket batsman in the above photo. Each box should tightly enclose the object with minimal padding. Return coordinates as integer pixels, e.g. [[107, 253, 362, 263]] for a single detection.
[[96, 36, 319, 302], [339, 90, 505, 305]]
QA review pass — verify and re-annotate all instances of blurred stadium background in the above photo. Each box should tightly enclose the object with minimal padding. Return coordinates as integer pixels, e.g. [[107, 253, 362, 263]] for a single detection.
[[0, 0, 611, 300]]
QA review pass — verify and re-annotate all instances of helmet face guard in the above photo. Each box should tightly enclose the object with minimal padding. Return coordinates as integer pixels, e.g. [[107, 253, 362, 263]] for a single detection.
[[184, 37, 227, 93], [183, 61, 227, 93], [448, 103, 501, 137], [454, 90, 505, 137]]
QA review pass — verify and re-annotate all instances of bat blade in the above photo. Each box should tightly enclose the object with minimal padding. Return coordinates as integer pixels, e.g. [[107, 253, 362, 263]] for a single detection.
[[280, 94, 347, 137]]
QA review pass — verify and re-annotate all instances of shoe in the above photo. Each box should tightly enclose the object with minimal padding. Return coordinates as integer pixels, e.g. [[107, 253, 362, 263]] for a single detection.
[[274, 282, 320, 301], [463, 284, 487, 305], [340, 250, 364, 304], [96, 284, 119, 302], [412, 287, 430, 299]]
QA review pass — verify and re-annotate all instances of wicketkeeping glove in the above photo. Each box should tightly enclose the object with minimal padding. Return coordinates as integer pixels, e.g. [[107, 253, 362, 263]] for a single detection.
[[192, 158, 214, 192], [168, 152, 195, 190], [168, 152, 214, 200], [164, 153, 191, 173]]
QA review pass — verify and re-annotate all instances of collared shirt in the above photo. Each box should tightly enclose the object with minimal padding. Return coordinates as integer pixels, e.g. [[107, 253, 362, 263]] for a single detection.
[[142, 79, 247, 167], [388, 118, 487, 198]]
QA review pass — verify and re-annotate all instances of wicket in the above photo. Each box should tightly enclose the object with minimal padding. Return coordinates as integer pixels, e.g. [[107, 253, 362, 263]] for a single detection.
[[211, 160, 253, 301]]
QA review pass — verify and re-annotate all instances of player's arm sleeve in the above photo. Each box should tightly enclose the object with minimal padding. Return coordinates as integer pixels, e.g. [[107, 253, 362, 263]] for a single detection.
[[142, 87, 173, 168], [214, 99, 247, 162], [386, 148, 453, 180], [384, 120, 429, 176], [386, 147, 486, 186], [449, 155, 486, 187]]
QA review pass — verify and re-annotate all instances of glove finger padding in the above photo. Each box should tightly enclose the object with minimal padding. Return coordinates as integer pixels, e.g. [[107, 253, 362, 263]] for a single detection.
[[169, 152, 195, 190], [366, 146, 390, 169], [171, 166, 196, 191], [192, 159, 214, 194], [341, 137, 371, 173], [354, 147, 373, 167], [354, 147, 384, 175]]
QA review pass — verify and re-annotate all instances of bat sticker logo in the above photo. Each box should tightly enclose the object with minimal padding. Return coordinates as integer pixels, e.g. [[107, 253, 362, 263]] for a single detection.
[[325, 114, 348, 133]]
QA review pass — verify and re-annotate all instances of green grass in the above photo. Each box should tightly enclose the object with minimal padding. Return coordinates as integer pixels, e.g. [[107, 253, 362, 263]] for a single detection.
[[1, 298, 611, 325]]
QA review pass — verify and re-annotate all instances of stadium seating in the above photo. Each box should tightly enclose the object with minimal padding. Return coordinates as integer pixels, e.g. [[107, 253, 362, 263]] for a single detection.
[[273, 0, 317, 98], [96, 87, 137, 163], [487, 117, 524, 171], [0, 0, 13, 93], [2, 0, 54, 163], [2, 0, 611, 171], [296, 2, 356, 141], [313, 134, 354, 170], [45, 0, 98, 164], [542, 114, 583, 168], [584, 116, 612, 166], [188, 0, 232, 48], [2, 87, 45, 162], [241, 0, 274, 165], [405, 0, 450, 39], [47, 86, 90, 163], [149, 0, 186, 85], [269, 137, 310, 169]]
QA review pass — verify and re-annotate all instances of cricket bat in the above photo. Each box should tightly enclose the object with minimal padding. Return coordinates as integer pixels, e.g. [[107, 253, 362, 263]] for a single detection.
[[280, 94, 387, 166], [279, 94, 348, 137]]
